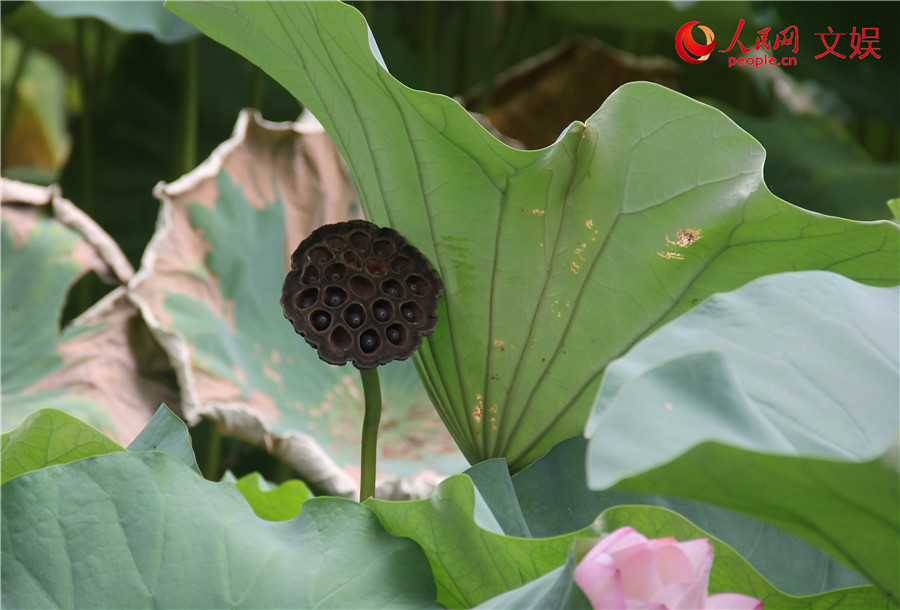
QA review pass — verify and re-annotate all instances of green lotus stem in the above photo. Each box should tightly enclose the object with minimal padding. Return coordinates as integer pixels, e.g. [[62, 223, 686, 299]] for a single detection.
[[358, 367, 382, 502], [178, 37, 199, 175], [75, 19, 95, 216], [74, 19, 97, 317], [250, 64, 266, 110], [205, 423, 223, 481]]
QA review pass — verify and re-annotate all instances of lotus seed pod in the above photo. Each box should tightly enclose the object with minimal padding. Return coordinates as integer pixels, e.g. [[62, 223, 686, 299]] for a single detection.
[[281, 219, 442, 369]]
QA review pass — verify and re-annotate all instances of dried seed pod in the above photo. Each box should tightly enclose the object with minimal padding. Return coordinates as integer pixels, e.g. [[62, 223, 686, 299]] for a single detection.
[[281, 220, 442, 369]]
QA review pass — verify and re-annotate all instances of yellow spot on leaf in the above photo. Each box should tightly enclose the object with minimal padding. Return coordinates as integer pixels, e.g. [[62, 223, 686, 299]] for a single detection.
[[657, 251, 684, 260], [473, 394, 484, 423], [666, 227, 703, 248]]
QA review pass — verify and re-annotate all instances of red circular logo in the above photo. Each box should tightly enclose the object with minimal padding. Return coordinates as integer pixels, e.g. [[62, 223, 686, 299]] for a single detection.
[[675, 22, 715, 63]]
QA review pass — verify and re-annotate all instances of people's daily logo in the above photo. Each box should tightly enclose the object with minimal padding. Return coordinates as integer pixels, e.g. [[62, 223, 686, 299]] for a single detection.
[[675, 20, 881, 68], [675, 21, 715, 63]]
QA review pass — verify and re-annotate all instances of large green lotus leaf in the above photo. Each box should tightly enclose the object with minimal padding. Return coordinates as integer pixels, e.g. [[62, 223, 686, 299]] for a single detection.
[[1, 180, 176, 443], [0, 450, 438, 609], [35, 0, 198, 43], [367, 471, 891, 609], [475, 554, 591, 610], [589, 271, 899, 468], [594, 506, 895, 609], [126, 402, 200, 474], [129, 110, 463, 497], [1, 404, 195, 485], [233, 472, 311, 522], [604, 440, 900, 603], [0, 408, 124, 484], [474, 506, 891, 610], [169, 1, 899, 472], [512, 437, 866, 595], [491, 438, 868, 596], [2, 403, 305, 531], [585, 272, 899, 600], [366, 474, 577, 608]]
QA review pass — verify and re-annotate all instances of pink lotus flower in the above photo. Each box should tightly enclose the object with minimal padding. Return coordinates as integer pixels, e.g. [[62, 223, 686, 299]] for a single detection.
[[574, 526, 763, 609]]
